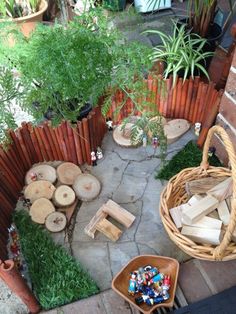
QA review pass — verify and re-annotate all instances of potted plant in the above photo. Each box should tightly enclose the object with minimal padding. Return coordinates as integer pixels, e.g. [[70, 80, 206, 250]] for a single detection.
[[0, 0, 48, 37], [145, 22, 213, 86], [0, 14, 116, 124]]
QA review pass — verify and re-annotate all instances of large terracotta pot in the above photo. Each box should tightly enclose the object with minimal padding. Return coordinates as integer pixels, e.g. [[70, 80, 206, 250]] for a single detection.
[[0, 0, 48, 37]]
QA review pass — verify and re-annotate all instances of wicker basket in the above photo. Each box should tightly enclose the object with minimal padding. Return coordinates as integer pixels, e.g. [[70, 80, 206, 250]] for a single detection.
[[160, 125, 236, 261]]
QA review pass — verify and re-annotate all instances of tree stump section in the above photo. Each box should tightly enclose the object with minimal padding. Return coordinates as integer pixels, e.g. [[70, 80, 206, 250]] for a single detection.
[[73, 174, 101, 201], [113, 123, 143, 147], [164, 119, 190, 144], [24, 180, 56, 203], [29, 198, 55, 224], [45, 212, 67, 232], [25, 165, 57, 185], [57, 162, 82, 185], [53, 185, 75, 207]]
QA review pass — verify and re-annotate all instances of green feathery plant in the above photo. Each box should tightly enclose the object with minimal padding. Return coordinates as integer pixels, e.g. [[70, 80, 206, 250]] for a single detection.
[[145, 21, 213, 86], [0, 66, 22, 142]]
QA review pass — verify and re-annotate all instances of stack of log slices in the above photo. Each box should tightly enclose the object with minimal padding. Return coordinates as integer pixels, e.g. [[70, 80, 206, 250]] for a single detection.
[[24, 162, 101, 233]]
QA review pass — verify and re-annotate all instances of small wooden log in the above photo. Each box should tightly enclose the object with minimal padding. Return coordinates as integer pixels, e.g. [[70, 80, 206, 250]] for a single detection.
[[207, 177, 233, 202], [96, 218, 122, 242], [164, 119, 190, 144], [73, 173, 101, 201], [217, 200, 230, 225], [45, 212, 67, 232], [25, 165, 57, 185], [103, 200, 135, 228], [57, 162, 82, 185], [24, 181, 56, 203], [29, 198, 55, 224], [185, 176, 228, 196], [181, 226, 223, 245], [182, 195, 219, 225], [58, 199, 78, 224], [53, 185, 75, 207]]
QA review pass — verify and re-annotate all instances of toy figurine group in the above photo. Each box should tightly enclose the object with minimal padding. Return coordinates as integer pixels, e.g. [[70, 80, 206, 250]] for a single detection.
[[8, 224, 23, 271], [128, 264, 171, 306], [91, 147, 103, 166]]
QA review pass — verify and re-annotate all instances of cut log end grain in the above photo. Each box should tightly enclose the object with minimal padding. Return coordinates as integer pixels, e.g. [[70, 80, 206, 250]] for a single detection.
[[164, 119, 190, 144], [73, 173, 101, 201], [45, 212, 67, 232], [53, 185, 75, 207], [113, 123, 142, 147], [24, 180, 56, 203], [57, 162, 82, 185], [29, 198, 55, 224], [25, 165, 57, 185]]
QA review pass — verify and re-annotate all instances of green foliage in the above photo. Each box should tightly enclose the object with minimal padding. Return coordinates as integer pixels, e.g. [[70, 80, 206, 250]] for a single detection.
[[0, 0, 40, 18], [156, 140, 222, 180], [0, 67, 22, 142], [145, 21, 213, 86], [13, 210, 99, 310]]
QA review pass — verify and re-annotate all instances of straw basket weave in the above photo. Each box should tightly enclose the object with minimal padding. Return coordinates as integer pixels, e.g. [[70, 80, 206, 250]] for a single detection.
[[160, 125, 236, 261]]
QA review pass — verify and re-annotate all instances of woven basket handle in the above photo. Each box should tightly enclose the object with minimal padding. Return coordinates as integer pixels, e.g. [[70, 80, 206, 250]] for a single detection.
[[201, 125, 236, 260]]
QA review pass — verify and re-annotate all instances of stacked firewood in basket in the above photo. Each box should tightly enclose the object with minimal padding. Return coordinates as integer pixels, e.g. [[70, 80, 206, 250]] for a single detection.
[[169, 176, 234, 245], [23, 162, 101, 232]]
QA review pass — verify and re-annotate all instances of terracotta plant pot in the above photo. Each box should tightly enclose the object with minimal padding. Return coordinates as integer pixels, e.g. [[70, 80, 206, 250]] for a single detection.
[[0, 0, 48, 37], [0, 259, 41, 313]]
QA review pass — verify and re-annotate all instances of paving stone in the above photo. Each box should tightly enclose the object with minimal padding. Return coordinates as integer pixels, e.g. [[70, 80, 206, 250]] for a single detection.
[[196, 259, 236, 294], [123, 30, 153, 47], [76, 198, 107, 223], [101, 290, 132, 314], [73, 220, 108, 242], [91, 151, 129, 198], [72, 242, 112, 291], [108, 242, 139, 276], [125, 158, 160, 178], [137, 242, 158, 255], [113, 145, 149, 162], [118, 215, 141, 242], [101, 132, 118, 153], [178, 260, 213, 303], [50, 230, 67, 245], [166, 129, 197, 154], [113, 174, 147, 203], [41, 310, 57, 314], [60, 294, 105, 314]]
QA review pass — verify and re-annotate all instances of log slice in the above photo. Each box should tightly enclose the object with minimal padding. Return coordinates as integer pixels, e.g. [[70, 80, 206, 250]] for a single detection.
[[29, 198, 55, 224], [45, 212, 67, 232], [73, 173, 101, 201], [24, 180, 56, 203], [25, 164, 57, 185], [57, 162, 82, 185], [53, 185, 75, 207]]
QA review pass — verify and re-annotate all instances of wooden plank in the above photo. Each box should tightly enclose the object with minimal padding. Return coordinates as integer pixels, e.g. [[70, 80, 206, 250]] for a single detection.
[[84, 206, 107, 238], [182, 195, 219, 225], [96, 218, 122, 242], [169, 205, 183, 229], [207, 177, 232, 202], [187, 195, 203, 206], [217, 200, 230, 225], [103, 200, 135, 228], [181, 226, 223, 245], [185, 176, 227, 196], [183, 216, 222, 230], [226, 197, 232, 212]]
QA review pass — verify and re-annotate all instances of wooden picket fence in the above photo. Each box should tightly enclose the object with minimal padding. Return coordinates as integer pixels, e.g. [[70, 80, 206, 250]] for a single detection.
[[107, 75, 223, 128], [0, 107, 107, 260]]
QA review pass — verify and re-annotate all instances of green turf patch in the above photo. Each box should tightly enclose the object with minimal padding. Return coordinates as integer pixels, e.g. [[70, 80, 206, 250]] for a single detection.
[[156, 141, 222, 181], [13, 210, 99, 310]]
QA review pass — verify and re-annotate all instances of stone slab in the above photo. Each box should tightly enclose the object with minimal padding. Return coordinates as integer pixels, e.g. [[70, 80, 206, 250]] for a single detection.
[[125, 158, 160, 178], [60, 294, 105, 314], [101, 289, 133, 314]]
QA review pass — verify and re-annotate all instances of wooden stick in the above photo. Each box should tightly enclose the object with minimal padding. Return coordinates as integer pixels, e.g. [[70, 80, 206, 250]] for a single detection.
[[55, 126, 68, 161], [188, 77, 200, 123], [87, 114, 94, 152], [77, 121, 87, 163], [184, 77, 193, 120], [50, 127, 64, 160], [174, 78, 183, 118], [34, 127, 48, 161], [82, 118, 91, 165], [61, 121, 73, 162], [66, 121, 77, 164], [179, 79, 188, 118]]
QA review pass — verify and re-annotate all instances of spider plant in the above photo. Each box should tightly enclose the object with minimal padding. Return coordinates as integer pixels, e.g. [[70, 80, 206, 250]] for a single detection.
[[145, 22, 213, 86], [0, 0, 41, 18]]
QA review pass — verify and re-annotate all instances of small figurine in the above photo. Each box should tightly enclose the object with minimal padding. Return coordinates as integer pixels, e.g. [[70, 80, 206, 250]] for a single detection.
[[10, 241, 19, 256], [208, 146, 216, 157], [148, 273, 164, 286], [152, 137, 159, 149], [106, 117, 113, 131], [194, 122, 201, 136], [91, 151, 97, 166], [162, 275, 171, 292], [96, 147, 103, 160], [143, 135, 147, 147], [128, 273, 137, 296]]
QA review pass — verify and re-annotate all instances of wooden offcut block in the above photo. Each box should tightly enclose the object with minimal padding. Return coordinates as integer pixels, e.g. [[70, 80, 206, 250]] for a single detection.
[[183, 216, 222, 230], [182, 195, 219, 225], [185, 176, 227, 196], [181, 226, 223, 245], [84, 200, 135, 241], [217, 200, 230, 225], [96, 218, 122, 242], [207, 177, 232, 202], [187, 195, 203, 206], [169, 206, 183, 229]]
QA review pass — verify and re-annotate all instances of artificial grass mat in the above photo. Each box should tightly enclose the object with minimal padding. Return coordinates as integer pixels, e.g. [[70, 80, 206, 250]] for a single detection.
[[156, 141, 222, 181], [13, 210, 99, 310]]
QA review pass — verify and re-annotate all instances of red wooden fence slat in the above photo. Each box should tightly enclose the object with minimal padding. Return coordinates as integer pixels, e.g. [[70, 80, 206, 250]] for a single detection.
[[192, 81, 204, 123], [34, 127, 48, 161], [174, 78, 183, 118], [43, 121, 58, 160], [82, 118, 91, 165], [184, 78, 193, 120], [8, 130, 28, 171], [15, 128, 32, 169], [39, 126, 54, 161], [66, 121, 77, 164], [77, 121, 87, 162], [72, 128, 83, 165], [188, 77, 200, 122], [197, 83, 208, 123], [27, 123, 43, 162], [179, 79, 188, 118], [21, 122, 38, 164]]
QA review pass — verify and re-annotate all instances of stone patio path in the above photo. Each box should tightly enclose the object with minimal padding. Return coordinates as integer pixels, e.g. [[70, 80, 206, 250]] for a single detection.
[[51, 129, 196, 293]]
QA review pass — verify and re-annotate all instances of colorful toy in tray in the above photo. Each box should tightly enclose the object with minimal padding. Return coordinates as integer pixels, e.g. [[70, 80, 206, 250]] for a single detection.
[[128, 265, 171, 306]]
